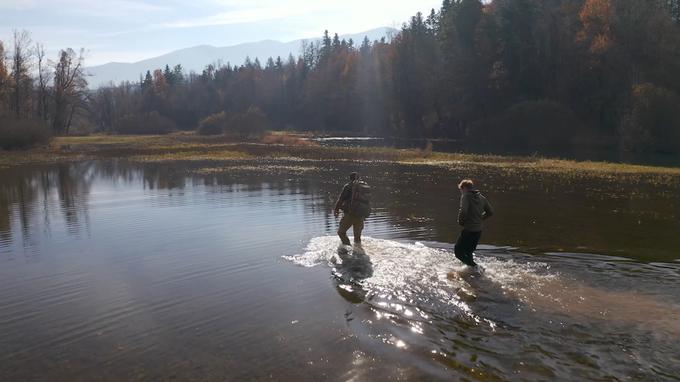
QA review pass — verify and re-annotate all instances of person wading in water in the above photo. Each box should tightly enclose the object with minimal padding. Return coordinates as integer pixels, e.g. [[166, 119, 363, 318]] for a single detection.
[[455, 179, 494, 270], [334, 172, 371, 246]]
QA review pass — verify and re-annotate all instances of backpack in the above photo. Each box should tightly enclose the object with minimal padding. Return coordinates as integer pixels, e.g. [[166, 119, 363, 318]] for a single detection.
[[350, 181, 372, 218]]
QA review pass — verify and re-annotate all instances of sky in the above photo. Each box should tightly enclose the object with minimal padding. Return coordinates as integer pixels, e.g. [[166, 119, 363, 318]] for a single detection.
[[0, 0, 442, 66]]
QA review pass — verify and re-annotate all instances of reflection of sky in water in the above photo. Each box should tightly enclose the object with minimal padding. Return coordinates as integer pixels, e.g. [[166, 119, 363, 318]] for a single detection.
[[1, 160, 680, 381], [2, 160, 680, 261]]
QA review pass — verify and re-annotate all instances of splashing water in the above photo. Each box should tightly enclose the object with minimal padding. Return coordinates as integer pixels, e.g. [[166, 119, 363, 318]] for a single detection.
[[284, 236, 575, 330], [284, 236, 680, 381]]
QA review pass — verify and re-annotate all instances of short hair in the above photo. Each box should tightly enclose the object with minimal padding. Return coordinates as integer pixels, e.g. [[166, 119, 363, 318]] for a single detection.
[[458, 179, 474, 190], [349, 172, 357, 181]]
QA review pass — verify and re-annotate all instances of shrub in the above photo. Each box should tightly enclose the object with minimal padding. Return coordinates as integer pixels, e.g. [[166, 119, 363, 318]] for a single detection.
[[226, 106, 270, 136], [471, 100, 579, 147], [197, 111, 228, 135], [619, 84, 680, 153], [0, 116, 53, 149], [198, 106, 271, 136], [114, 111, 177, 135]]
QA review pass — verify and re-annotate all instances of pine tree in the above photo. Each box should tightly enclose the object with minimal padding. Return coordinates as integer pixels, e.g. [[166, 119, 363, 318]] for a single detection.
[[172, 64, 184, 84], [163, 64, 174, 85], [360, 36, 371, 56], [319, 30, 332, 65], [142, 70, 153, 90]]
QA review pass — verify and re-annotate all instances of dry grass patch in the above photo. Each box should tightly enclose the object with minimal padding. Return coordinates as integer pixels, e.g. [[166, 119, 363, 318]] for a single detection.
[[129, 150, 252, 163], [194, 164, 319, 175], [260, 132, 317, 146], [4, 133, 680, 185]]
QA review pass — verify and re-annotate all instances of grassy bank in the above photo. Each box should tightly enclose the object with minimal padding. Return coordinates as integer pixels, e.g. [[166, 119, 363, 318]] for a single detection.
[[1, 133, 679, 182]]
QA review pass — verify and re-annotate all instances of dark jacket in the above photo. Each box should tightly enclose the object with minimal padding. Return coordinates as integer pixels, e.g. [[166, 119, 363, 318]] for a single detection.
[[335, 182, 353, 212], [458, 190, 494, 232]]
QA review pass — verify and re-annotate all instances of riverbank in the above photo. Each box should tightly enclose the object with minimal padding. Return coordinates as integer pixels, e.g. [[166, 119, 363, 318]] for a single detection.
[[2, 133, 680, 182]]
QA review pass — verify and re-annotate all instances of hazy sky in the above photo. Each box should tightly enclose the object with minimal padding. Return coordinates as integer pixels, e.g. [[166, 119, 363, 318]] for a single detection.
[[0, 0, 442, 66]]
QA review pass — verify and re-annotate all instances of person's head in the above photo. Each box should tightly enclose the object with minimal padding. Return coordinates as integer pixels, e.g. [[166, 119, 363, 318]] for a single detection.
[[458, 179, 474, 193], [349, 172, 357, 182]]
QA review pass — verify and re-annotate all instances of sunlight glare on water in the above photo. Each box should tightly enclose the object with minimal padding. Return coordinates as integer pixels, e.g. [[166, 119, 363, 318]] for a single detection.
[[286, 236, 680, 381]]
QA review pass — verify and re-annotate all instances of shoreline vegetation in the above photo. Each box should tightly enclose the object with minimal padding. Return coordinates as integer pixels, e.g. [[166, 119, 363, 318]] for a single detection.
[[2, 132, 679, 182], [3, 1, 680, 154]]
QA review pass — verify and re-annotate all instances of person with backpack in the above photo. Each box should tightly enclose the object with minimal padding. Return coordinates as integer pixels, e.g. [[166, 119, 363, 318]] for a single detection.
[[334, 172, 371, 246], [455, 179, 494, 269]]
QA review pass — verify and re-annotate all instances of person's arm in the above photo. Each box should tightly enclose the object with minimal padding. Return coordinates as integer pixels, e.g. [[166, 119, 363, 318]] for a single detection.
[[334, 194, 343, 216], [483, 197, 494, 220], [457, 194, 468, 226], [334, 184, 350, 216]]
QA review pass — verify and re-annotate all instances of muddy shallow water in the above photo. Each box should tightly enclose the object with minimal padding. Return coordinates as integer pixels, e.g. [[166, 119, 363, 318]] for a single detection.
[[0, 160, 678, 381]]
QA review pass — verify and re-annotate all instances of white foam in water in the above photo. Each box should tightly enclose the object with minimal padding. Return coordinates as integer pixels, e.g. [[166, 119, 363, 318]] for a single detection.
[[284, 236, 558, 327]]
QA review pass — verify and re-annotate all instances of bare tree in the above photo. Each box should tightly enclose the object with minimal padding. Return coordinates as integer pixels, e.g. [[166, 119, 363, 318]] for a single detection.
[[0, 41, 10, 115], [35, 43, 50, 121], [53, 48, 87, 135], [11, 30, 33, 118]]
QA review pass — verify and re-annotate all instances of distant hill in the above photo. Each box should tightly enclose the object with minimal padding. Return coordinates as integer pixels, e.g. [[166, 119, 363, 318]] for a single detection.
[[85, 27, 397, 88]]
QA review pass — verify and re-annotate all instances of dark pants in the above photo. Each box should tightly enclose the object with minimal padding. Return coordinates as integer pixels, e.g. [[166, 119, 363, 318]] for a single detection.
[[338, 213, 365, 245], [454, 229, 481, 266]]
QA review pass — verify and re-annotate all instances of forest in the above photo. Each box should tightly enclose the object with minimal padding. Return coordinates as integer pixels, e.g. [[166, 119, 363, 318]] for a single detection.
[[1, 0, 679, 153]]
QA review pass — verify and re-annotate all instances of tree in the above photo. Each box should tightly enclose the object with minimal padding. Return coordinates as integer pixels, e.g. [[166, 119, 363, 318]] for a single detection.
[[35, 43, 50, 121], [578, 0, 614, 55], [172, 64, 184, 84], [52, 48, 87, 134], [620, 84, 680, 152], [142, 70, 153, 91], [10, 30, 32, 118], [0, 41, 10, 116], [360, 36, 371, 56], [76, 1, 680, 153], [391, 12, 443, 137], [318, 30, 332, 66], [163, 64, 174, 85]]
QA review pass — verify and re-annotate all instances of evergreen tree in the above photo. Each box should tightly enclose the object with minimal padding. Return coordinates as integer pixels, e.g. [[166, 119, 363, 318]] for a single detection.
[[163, 64, 174, 85], [142, 70, 153, 90]]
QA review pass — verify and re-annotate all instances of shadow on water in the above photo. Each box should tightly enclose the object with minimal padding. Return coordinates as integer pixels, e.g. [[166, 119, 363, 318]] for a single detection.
[[331, 244, 375, 304]]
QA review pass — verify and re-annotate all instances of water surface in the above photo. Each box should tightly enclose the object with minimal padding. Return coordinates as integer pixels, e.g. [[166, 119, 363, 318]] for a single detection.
[[0, 160, 678, 381]]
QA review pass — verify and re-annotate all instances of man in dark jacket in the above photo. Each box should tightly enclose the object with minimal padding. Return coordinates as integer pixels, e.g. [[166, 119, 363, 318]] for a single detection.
[[334, 172, 364, 246], [455, 179, 494, 268]]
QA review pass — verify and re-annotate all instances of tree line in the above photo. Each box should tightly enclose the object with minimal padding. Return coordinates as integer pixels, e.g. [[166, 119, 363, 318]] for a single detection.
[[0, 30, 87, 148], [2, 0, 680, 153]]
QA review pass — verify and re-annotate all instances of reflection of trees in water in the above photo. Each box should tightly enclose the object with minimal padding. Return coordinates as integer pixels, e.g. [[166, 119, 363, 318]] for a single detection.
[[93, 160, 189, 190], [0, 160, 444, 251], [3, 159, 676, 259], [0, 163, 96, 248], [192, 161, 463, 241], [57, 164, 93, 235]]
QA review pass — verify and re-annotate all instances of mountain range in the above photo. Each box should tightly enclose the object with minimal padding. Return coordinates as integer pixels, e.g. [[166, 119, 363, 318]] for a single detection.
[[85, 27, 397, 88]]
